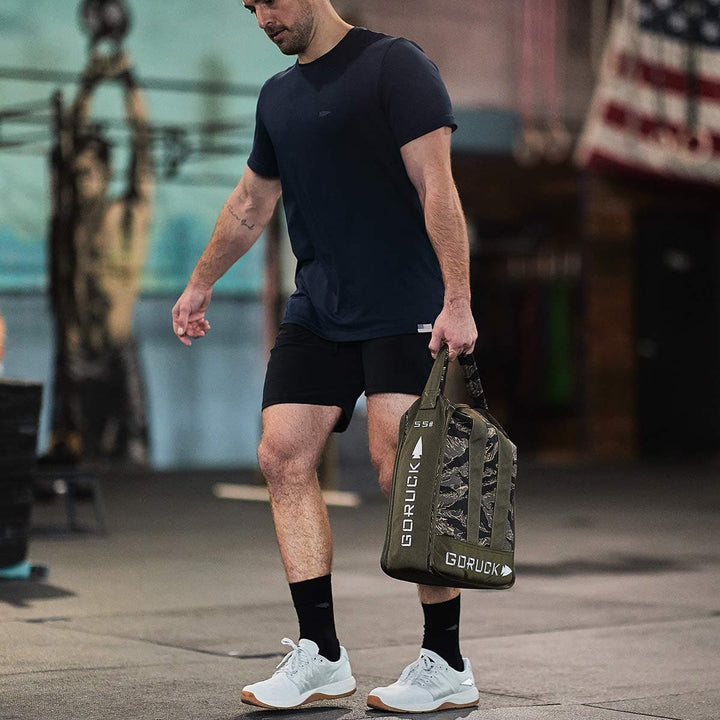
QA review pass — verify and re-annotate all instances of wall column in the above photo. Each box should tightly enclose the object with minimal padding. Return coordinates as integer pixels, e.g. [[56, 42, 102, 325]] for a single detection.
[[582, 174, 637, 460]]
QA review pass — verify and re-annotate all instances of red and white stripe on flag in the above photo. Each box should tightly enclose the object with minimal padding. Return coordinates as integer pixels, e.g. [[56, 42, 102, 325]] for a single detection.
[[576, 0, 720, 185]]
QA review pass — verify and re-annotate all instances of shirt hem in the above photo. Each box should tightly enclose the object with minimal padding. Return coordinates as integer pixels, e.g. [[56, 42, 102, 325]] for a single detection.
[[282, 317, 436, 343]]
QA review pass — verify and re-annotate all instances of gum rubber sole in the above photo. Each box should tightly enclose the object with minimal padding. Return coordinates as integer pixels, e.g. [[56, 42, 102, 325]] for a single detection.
[[366, 694, 480, 713], [241, 687, 356, 709]]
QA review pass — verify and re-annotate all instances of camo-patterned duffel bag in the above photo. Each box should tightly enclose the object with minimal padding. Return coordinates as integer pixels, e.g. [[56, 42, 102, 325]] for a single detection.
[[381, 345, 516, 589]]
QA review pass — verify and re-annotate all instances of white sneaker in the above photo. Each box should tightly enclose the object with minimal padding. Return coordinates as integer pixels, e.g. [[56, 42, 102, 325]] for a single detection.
[[367, 648, 479, 713], [241, 638, 357, 709]]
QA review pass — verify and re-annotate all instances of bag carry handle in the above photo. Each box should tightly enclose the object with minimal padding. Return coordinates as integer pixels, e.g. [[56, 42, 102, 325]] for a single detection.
[[420, 345, 489, 411], [458, 352, 489, 411]]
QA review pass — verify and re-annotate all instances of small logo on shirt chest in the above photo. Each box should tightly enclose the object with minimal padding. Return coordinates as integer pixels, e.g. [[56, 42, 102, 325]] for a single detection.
[[318, 110, 332, 118]]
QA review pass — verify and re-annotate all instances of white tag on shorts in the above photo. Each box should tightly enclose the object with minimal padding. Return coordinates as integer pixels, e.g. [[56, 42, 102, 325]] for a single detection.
[[417, 323, 433, 333]]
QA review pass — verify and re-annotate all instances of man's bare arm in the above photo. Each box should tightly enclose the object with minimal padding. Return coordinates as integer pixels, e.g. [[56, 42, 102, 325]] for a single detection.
[[189, 166, 281, 289], [401, 127, 477, 359], [172, 166, 282, 345]]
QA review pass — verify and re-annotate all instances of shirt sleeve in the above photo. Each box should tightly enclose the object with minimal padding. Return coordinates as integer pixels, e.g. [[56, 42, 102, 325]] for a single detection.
[[380, 38, 457, 149], [247, 89, 280, 178]]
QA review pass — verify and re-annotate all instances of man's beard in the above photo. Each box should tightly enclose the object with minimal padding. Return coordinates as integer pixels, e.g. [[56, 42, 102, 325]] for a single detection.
[[270, 3, 314, 55]]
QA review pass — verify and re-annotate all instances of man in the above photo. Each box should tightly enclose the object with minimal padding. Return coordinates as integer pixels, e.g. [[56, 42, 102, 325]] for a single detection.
[[172, 0, 478, 712], [48, 52, 153, 464]]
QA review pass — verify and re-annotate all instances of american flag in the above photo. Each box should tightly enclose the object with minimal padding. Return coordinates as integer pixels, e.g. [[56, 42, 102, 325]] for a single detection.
[[576, 0, 720, 185]]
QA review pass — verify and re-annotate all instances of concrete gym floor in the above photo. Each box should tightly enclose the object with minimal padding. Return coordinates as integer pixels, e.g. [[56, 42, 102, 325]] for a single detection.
[[1, 460, 719, 720]]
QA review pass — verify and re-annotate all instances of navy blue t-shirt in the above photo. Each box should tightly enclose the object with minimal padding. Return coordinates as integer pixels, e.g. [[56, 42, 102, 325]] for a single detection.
[[248, 27, 456, 341]]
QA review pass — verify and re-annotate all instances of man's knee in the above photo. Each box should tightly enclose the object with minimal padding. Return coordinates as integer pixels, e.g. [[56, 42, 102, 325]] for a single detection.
[[258, 404, 339, 487], [257, 436, 290, 480], [257, 434, 317, 487]]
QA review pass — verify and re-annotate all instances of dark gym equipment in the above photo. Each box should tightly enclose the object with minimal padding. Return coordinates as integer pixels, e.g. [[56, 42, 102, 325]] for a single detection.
[[0, 381, 43, 571]]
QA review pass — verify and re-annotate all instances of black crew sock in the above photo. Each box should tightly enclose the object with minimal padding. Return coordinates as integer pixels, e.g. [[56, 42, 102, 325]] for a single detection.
[[421, 595, 464, 671], [289, 574, 341, 662]]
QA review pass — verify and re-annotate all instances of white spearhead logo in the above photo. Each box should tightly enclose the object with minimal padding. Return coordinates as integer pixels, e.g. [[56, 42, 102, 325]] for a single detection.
[[500, 565, 513, 577], [412, 437, 423, 459]]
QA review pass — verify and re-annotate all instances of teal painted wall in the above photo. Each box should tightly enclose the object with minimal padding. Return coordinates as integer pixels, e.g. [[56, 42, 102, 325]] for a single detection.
[[0, 1, 291, 466], [0, 0, 291, 293], [0, 1, 520, 295]]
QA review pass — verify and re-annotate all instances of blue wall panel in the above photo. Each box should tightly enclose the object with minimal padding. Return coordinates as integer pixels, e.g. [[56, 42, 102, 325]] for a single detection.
[[0, 293, 264, 468]]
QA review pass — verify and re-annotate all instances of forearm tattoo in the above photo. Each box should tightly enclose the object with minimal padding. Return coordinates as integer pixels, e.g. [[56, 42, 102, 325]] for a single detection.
[[226, 204, 255, 230]]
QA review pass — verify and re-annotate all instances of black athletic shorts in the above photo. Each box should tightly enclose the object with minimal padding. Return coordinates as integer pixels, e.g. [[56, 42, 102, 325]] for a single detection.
[[262, 323, 434, 432]]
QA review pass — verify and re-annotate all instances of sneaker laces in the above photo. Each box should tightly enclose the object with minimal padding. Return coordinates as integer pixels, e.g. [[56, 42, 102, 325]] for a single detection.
[[401, 653, 439, 688], [274, 638, 311, 678]]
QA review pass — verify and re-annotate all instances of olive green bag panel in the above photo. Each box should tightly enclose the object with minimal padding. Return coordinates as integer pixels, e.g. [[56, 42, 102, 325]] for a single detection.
[[429, 405, 516, 589], [382, 346, 517, 590], [381, 393, 452, 583]]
